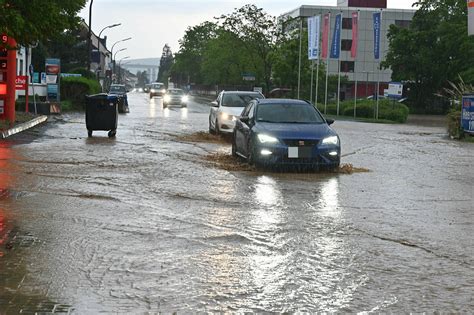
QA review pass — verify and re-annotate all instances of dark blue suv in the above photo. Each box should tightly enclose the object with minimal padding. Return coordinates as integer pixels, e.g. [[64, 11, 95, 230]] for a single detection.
[[232, 99, 341, 169]]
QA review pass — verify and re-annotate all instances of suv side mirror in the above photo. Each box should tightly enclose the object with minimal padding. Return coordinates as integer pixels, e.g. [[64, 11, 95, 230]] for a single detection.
[[326, 118, 335, 125], [211, 101, 218, 107]]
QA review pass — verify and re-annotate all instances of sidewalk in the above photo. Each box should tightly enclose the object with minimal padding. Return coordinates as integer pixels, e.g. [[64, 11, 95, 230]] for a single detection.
[[0, 114, 48, 139]]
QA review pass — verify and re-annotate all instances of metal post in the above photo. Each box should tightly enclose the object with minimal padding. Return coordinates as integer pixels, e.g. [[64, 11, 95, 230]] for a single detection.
[[310, 61, 314, 103], [87, 0, 93, 72], [297, 17, 303, 99], [336, 11, 342, 117], [315, 59, 320, 108], [354, 78, 358, 118], [324, 13, 331, 114]]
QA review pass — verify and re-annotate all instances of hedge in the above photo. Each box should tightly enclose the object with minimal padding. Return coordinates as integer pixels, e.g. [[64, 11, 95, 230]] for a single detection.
[[321, 99, 409, 123], [61, 77, 101, 110]]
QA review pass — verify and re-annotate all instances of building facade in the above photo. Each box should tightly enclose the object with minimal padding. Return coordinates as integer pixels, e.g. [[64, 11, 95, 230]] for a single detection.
[[281, 0, 415, 99]]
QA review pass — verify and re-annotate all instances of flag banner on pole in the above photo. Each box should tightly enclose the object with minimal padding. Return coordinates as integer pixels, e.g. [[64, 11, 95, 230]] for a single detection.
[[307, 16, 321, 60], [351, 12, 359, 58], [373, 12, 381, 60], [330, 13, 342, 59], [321, 13, 330, 59], [468, 0, 474, 35]]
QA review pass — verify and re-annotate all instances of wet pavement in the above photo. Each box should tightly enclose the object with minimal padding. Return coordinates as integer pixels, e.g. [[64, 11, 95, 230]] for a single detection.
[[0, 92, 473, 313]]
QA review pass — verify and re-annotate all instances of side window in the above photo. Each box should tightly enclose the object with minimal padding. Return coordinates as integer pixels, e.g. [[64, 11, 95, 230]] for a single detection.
[[248, 103, 255, 120], [242, 101, 254, 117]]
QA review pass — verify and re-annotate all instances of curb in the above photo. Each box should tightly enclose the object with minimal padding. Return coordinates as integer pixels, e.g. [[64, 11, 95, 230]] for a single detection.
[[0, 115, 48, 139]]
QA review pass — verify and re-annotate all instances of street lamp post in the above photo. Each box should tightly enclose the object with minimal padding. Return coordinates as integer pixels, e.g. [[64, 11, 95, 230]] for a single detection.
[[118, 56, 130, 84], [87, 0, 94, 72], [110, 37, 131, 82], [113, 48, 127, 82], [95, 23, 121, 86]]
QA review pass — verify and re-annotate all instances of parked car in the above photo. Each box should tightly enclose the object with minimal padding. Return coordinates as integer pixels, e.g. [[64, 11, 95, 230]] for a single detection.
[[108, 84, 129, 113], [232, 99, 341, 170], [163, 88, 188, 108], [209, 91, 264, 135], [149, 82, 166, 98]]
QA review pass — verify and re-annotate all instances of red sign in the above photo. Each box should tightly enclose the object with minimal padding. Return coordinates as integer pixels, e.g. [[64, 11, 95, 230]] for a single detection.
[[0, 83, 6, 95], [1, 35, 7, 44], [15, 76, 28, 90], [46, 64, 60, 75]]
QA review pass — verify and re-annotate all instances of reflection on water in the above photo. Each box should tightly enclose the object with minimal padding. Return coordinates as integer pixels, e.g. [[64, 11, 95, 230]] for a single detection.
[[163, 107, 170, 118], [181, 107, 188, 120], [148, 101, 157, 118], [319, 178, 340, 215]]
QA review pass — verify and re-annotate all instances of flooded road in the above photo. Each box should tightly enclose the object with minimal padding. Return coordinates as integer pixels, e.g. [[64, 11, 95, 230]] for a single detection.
[[1, 92, 473, 313]]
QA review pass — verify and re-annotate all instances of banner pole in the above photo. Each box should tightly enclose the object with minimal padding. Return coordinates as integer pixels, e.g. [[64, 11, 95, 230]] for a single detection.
[[353, 10, 360, 118], [315, 59, 320, 108], [297, 17, 303, 99], [324, 13, 331, 114], [310, 61, 314, 103], [376, 9, 383, 120], [337, 12, 342, 117]]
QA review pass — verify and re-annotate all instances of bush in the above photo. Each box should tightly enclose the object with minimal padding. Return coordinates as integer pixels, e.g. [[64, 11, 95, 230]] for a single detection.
[[61, 76, 101, 110], [69, 67, 96, 79], [327, 99, 410, 123], [447, 110, 463, 139]]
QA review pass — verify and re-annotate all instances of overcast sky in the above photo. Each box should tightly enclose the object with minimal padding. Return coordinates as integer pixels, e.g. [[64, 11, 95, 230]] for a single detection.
[[79, 0, 418, 60]]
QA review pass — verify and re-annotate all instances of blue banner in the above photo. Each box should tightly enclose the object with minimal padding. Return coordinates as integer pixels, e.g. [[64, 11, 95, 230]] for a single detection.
[[330, 13, 342, 59], [373, 12, 381, 60], [462, 95, 474, 133]]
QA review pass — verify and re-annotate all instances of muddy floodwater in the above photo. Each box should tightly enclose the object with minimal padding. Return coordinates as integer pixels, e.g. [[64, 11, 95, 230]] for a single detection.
[[1, 93, 473, 313]]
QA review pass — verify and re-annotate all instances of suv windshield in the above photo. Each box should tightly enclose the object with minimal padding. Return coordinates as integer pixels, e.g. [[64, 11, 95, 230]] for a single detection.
[[256, 104, 325, 124], [222, 93, 262, 107]]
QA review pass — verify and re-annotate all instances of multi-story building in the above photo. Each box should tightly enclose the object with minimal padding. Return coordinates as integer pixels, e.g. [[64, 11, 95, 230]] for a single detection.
[[280, 0, 416, 99]]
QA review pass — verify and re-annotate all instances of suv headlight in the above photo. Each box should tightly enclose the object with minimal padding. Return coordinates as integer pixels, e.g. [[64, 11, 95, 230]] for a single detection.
[[164, 95, 171, 102], [220, 112, 230, 120], [257, 134, 279, 144], [182, 95, 189, 102], [322, 136, 339, 145]]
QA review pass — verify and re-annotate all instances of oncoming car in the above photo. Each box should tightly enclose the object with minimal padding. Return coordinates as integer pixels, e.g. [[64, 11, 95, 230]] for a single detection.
[[209, 91, 264, 135], [232, 99, 341, 170], [149, 82, 166, 98], [163, 88, 188, 108]]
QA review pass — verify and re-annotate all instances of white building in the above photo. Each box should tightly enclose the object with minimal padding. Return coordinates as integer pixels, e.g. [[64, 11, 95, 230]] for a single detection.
[[281, 0, 415, 99]]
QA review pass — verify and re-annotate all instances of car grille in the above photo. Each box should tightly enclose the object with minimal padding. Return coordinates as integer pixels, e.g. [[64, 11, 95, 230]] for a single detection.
[[282, 139, 320, 147]]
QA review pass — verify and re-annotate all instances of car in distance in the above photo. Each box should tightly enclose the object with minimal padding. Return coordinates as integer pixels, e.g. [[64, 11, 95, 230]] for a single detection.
[[209, 91, 264, 135], [163, 88, 188, 108], [232, 99, 341, 170], [149, 82, 166, 98], [108, 84, 129, 113]]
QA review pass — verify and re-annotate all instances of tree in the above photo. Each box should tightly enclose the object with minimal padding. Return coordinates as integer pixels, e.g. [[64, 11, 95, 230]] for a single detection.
[[171, 22, 218, 85], [217, 4, 281, 92], [383, 0, 474, 112], [157, 44, 173, 85], [0, 0, 86, 46]]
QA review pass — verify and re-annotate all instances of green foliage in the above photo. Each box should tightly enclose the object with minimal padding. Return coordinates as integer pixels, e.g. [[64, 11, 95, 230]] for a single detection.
[[0, 0, 86, 46], [157, 44, 173, 85], [383, 0, 474, 113], [31, 23, 88, 73], [69, 67, 96, 79], [61, 77, 101, 110], [324, 99, 409, 123], [447, 110, 463, 139]]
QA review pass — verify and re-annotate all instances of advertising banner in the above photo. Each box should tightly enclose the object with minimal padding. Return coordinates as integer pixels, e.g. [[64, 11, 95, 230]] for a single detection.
[[330, 13, 342, 59], [461, 95, 474, 133], [469, 0, 474, 35], [373, 12, 381, 60], [15, 75, 28, 90], [307, 15, 321, 60], [387, 82, 403, 99], [321, 13, 330, 59], [351, 12, 359, 59], [45, 58, 60, 104]]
